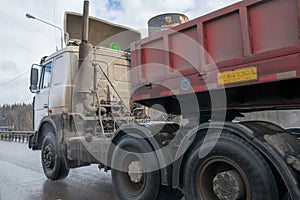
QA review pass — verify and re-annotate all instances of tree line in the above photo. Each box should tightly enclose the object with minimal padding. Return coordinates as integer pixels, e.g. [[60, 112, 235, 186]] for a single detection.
[[0, 103, 33, 131]]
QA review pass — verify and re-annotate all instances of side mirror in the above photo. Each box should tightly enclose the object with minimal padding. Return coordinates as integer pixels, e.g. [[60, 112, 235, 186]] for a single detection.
[[30, 68, 39, 93]]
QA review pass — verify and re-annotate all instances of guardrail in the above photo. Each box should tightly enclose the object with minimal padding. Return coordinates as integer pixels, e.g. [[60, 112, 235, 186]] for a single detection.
[[0, 131, 35, 143]]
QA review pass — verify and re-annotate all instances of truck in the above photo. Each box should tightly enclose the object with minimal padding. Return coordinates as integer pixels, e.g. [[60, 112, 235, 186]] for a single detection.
[[28, 0, 300, 199]]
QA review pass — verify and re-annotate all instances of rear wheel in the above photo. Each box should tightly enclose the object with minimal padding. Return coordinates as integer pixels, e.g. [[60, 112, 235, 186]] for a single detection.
[[183, 132, 279, 200], [283, 192, 292, 200], [41, 129, 69, 180], [111, 135, 161, 200]]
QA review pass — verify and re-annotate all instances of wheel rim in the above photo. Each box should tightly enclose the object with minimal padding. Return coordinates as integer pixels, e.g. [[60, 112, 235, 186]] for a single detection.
[[128, 160, 143, 183], [197, 157, 251, 200], [119, 153, 146, 196], [42, 143, 55, 170]]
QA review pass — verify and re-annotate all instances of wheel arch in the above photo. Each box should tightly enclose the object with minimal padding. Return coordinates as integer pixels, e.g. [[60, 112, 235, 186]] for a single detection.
[[36, 115, 62, 150], [108, 123, 176, 186], [174, 121, 300, 200]]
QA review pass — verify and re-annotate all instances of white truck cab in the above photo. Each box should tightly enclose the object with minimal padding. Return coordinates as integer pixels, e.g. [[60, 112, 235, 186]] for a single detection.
[[31, 47, 78, 131]]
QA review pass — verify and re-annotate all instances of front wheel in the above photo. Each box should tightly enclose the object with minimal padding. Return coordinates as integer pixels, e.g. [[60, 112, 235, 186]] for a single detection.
[[41, 130, 69, 180], [183, 133, 279, 200], [111, 135, 161, 200]]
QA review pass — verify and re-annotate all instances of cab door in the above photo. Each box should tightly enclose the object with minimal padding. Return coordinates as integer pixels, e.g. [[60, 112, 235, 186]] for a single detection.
[[33, 61, 52, 131]]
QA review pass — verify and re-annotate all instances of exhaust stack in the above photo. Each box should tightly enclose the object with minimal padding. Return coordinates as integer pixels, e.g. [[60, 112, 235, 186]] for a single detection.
[[79, 0, 93, 68], [81, 0, 89, 43], [76, 0, 98, 113]]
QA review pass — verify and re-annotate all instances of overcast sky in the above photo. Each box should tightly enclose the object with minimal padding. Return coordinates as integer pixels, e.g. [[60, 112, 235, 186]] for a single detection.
[[0, 0, 239, 105]]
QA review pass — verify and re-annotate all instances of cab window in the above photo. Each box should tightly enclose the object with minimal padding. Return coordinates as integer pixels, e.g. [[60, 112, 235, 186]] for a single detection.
[[40, 62, 52, 89]]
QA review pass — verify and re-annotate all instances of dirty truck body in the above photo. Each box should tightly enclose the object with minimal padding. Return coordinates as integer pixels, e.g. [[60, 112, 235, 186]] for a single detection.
[[29, 0, 300, 199]]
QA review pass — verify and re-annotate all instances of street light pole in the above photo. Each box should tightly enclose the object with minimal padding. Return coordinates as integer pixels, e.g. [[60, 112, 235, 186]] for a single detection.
[[26, 13, 64, 49]]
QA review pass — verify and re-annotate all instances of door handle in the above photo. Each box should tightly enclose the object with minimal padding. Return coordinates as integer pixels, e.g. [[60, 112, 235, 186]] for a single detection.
[[43, 104, 48, 109]]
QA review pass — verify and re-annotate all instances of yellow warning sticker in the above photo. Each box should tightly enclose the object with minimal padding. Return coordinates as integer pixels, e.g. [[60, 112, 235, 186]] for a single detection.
[[218, 66, 257, 85]]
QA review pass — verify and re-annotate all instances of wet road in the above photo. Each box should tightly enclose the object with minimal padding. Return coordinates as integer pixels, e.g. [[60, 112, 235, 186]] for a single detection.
[[0, 141, 117, 200]]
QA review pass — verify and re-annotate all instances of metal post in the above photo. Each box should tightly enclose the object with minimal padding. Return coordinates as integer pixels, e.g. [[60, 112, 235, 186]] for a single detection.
[[82, 1, 90, 43], [78, 0, 92, 68]]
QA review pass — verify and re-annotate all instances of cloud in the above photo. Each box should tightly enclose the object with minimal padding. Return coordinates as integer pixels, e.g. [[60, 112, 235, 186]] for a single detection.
[[107, 0, 123, 10], [89, 0, 240, 34], [0, 73, 31, 105], [0, 60, 20, 74], [0, 60, 30, 104]]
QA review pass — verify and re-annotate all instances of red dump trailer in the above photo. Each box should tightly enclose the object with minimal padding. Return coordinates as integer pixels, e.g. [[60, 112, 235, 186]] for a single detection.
[[131, 0, 300, 117], [126, 0, 300, 199]]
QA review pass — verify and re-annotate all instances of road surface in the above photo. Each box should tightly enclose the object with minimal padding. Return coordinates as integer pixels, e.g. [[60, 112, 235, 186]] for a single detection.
[[0, 140, 117, 200]]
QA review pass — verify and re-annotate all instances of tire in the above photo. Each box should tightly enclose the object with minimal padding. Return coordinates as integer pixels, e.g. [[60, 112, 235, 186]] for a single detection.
[[41, 130, 69, 180], [158, 186, 183, 200], [282, 192, 291, 200], [111, 135, 161, 200], [182, 132, 279, 200]]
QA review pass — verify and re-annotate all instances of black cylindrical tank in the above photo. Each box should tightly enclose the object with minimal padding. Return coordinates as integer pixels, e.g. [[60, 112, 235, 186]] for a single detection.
[[148, 13, 189, 36]]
